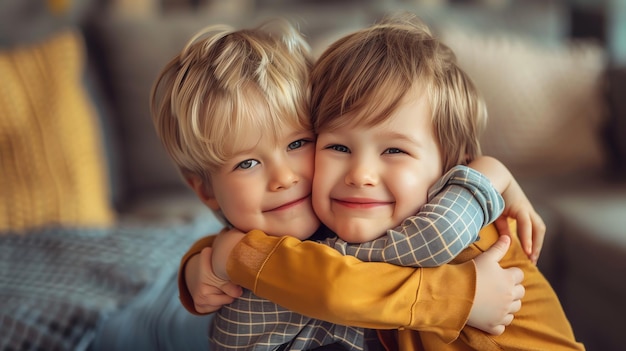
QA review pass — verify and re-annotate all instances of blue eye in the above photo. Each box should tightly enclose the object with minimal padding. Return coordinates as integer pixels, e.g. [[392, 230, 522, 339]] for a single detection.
[[236, 159, 259, 170], [328, 144, 350, 153], [384, 148, 405, 155], [288, 139, 305, 150]]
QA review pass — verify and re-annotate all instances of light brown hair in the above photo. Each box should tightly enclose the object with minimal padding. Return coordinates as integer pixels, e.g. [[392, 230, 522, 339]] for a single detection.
[[310, 12, 486, 173]]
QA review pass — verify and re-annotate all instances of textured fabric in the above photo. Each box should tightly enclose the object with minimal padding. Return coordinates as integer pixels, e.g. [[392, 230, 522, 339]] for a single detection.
[[0, 216, 220, 351], [412, 223, 585, 351], [441, 27, 607, 178], [207, 169, 497, 350], [0, 29, 113, 232], [325, 166, 503, 267], [211, 293, 381, 350], [228, 230, 476, 343], [237, 224, 585, 351]]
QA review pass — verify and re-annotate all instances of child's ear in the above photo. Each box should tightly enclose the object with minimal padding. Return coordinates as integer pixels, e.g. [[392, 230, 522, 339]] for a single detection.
[[184, 173, 220, 211]]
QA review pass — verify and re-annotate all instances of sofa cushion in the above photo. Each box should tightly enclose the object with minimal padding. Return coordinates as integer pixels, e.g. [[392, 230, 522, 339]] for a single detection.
[[441, 28, 608, 178], [0, 29, 114, 232], [547, 184, 626, 351]]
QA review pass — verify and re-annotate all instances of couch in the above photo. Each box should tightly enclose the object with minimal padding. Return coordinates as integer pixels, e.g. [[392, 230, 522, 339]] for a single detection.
[[1, 1, 624, 350]]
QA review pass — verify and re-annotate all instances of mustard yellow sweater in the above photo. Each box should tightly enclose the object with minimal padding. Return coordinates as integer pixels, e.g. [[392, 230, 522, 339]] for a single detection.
[[178, 224, 584, 351], [179, 229, 475, 344]]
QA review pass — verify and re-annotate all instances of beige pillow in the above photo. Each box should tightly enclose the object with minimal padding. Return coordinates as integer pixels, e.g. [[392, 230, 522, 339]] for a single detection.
[[0, 29, 114, 232], [441, 28, 608, 178]]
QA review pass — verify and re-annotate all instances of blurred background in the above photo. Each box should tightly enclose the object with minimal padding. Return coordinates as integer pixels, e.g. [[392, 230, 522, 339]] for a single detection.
[[1, 0, 625, 350]]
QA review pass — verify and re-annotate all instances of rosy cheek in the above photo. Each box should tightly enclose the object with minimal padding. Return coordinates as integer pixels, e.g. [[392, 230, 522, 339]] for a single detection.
[[395, 172, 429, 207], [300, 153, 315, 182]]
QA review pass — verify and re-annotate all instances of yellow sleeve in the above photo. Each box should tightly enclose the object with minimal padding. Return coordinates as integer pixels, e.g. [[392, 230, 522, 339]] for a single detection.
[[178, 234, 217, 315], [227, 230, 477, 342]]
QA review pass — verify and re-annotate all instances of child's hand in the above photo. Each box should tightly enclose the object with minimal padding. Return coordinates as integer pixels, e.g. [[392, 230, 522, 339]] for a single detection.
[[495, 178, 546, 264], [469, 235, 525, 335], [212, 228, 248, 279], [186, 246, 243, 314], [469, 156, 546, 264]]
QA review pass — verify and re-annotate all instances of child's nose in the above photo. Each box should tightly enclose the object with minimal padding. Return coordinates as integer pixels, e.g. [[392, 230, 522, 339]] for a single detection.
[[345, 163, 378, 188], [269, 164, 299, 191]]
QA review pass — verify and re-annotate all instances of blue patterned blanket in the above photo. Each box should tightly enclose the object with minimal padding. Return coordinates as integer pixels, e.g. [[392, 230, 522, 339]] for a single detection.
[[0, 216, 221, 351]]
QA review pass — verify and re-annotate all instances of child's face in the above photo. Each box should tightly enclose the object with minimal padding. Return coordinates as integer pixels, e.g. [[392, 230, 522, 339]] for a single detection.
[[206, 121, 319, 240], [312, 91, 443, 243]]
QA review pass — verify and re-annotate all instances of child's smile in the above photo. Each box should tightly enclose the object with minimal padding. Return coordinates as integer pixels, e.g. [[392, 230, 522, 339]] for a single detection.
[[332, 197, 394, 210], [312, 87, 443, 243], [264, 194, 312, 212], [207, 119, 319, 240]]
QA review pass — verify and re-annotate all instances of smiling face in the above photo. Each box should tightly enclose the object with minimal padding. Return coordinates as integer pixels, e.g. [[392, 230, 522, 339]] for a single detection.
[[312, 89, 443, 243], [201, 111, 320, 240]]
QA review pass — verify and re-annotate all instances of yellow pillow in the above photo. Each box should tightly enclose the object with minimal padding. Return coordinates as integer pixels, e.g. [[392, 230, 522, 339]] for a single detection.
[[0, 30, 115, 232]]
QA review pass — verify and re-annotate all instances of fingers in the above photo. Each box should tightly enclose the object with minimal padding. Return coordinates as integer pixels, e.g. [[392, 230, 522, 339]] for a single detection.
[[503, 209, 546, 265], [514, 272, 525, 293], [515, 212, 533, 257], [484, 234, 511, 262], [195, 300, 230, 314], [494, 216, 512, 237], [509, 266, 524, 286], [199, 246, 214, 268], [194, 285, 238, 314], [199, 247, 232, 287], [493, 288, 522, 335], [518, 210, 546, 264], [530, 212, 546, 264], [190, 245, 243, 314], [510, 298, 522, 315], [194, 284, 241, 314], [490, 325, 506, 336], [470, 238, 525, 337], [502, 286, 523, 331], [503, 268, 524, 332], [195, 297, 235, 314], [220, 281, 243, 298]]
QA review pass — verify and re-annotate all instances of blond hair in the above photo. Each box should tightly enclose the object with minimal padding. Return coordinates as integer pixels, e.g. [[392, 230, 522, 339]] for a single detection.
[[151, 19, 313, 180], [310, 13, 486, 173]]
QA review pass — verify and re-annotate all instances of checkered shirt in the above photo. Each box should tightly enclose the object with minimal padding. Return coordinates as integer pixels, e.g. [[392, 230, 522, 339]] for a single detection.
[[210, 290, 382, 350]]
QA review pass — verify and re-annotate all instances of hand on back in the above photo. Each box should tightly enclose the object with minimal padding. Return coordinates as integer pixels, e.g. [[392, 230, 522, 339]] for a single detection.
[[468, 235, 525, 335], [495, 178, 546, 264], [469, 156, 546, 264], [186, 246, 242, 314]]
